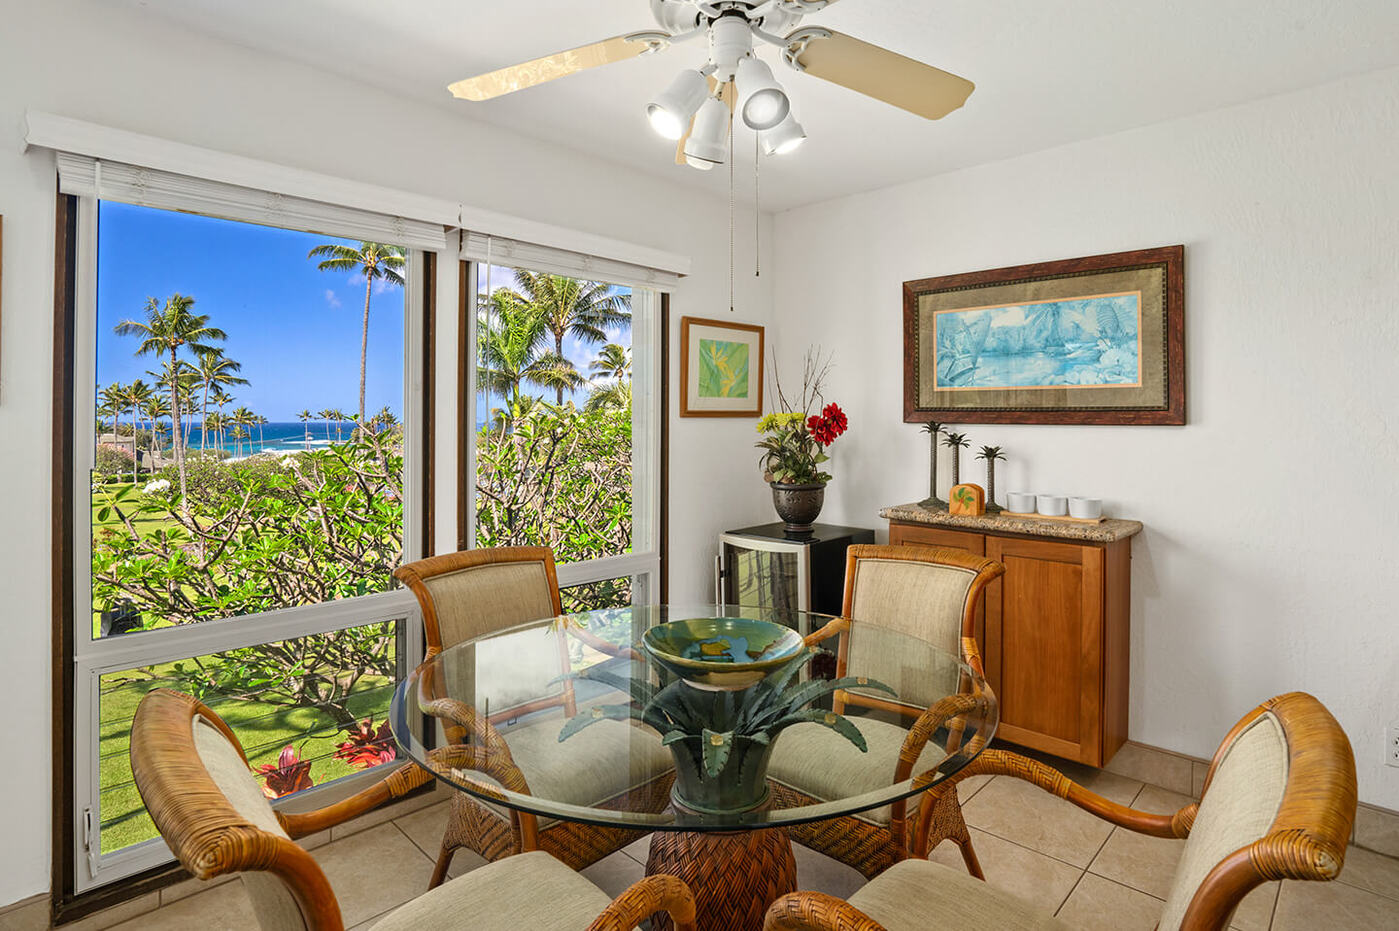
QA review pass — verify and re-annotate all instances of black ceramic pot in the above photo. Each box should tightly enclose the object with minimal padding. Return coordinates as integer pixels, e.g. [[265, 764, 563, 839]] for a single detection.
[[770, 481, 826, 534]]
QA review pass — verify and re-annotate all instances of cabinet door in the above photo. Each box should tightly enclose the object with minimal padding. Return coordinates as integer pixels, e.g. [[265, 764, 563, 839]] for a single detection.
[[985, 537, 1105, 765], [888, 523, 986, 648]]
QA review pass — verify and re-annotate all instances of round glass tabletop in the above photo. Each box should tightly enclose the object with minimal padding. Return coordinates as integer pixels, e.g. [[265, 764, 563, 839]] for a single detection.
[[390, 604, 997, 832]]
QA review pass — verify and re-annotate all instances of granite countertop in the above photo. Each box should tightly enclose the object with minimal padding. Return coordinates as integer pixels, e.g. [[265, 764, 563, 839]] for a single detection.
[[881, 502, 1143, 543]]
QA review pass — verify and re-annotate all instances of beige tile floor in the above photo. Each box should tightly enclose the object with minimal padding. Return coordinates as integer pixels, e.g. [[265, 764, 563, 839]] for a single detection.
[[14, 776, 1399, 930]]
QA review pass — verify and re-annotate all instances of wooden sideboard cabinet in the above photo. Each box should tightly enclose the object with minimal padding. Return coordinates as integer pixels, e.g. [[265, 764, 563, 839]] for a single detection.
[[885, 509, 1140, 767]]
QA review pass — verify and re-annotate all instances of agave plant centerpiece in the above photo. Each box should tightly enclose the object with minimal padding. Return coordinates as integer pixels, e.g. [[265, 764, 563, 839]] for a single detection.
[[559, 644, 895, 814]]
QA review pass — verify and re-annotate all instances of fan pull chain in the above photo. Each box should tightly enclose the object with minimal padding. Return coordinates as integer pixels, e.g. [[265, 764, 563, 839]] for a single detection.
[[754, 132, 761, 278], [729, 110, 736, 313]]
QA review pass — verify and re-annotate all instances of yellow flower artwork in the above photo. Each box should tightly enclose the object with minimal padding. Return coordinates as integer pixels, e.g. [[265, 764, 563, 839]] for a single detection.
[[697, 338, 750, 399]]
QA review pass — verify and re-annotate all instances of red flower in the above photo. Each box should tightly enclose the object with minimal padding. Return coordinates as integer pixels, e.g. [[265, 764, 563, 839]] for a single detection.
[[334, 719, 398, 770], [806, 403, 849, 446], [257, 745, 315, 799], [821, 403, 848, 437]]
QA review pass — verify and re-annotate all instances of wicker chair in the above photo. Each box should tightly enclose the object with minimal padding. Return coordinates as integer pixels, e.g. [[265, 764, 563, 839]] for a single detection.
[[394, 546, 672, 888], [129, 688, 698, 931], [764, 691, 1357, 931], [766, 544, 1005, 878]]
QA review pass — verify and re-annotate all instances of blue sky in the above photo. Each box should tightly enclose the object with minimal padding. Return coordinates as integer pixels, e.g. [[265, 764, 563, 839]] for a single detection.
[[96, 202, 407, 422], [95, 203, 632, 422]]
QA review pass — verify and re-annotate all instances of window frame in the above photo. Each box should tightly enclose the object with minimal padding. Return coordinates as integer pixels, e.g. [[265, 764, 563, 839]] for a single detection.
[[458, 259, 667, 606], [57, 192, 433, 902]]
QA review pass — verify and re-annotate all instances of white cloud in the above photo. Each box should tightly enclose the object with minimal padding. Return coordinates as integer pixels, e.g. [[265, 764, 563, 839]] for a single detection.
[[324, 289, 342, 309]]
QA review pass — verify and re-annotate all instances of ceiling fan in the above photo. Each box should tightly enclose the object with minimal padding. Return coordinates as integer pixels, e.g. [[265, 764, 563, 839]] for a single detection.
[[448, 0, 975, 171]]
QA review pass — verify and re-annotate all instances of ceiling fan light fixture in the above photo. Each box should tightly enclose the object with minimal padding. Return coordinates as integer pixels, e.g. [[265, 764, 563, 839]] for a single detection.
[[683, 94, 730, 169], [735, 56, 790, 130], [646, 68, 709, 140], [760, 112, 806, 156]]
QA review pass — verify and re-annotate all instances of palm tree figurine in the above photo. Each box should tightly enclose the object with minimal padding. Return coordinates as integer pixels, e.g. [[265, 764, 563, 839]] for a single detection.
[[976, 445, 1007, 513], [917, 422, 947, 509], [943, 432, 970, 487]]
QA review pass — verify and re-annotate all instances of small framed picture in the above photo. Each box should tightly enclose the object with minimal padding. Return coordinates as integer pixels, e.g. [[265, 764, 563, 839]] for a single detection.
[[680, 316, 764, 417]]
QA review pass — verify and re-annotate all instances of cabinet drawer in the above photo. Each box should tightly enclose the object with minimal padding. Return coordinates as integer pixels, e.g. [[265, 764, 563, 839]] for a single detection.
[[888, 522, 984, 555]]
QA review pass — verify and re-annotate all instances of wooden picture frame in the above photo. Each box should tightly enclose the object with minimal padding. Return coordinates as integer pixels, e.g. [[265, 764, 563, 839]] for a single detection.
[[679, 316, 764, 417], [903, 246, 1185, 425]]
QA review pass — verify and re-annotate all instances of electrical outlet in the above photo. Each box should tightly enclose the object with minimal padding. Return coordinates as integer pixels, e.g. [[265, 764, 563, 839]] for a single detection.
[[1388, 723, 1399, 768]]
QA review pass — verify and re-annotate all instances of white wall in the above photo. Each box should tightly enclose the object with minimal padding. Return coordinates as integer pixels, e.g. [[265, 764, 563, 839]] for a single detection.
[[0, 0, 772, 906], [772, 66, 1399, 810]]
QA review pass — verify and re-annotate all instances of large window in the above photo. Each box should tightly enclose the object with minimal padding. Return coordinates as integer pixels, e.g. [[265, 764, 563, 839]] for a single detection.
[[70, 194, 426, 891], [466, 257, 662, 613]]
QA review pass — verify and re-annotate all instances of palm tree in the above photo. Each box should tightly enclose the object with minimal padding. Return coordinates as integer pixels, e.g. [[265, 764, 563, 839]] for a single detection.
[[256, 414, 269, 451], [208, 387, 234, 450], [203, 411, 224, 456], [942, 432, 970, 486], [298, 409, 313, 450], [229, 424, 248, 458], [477, 292, 584, 415], [120, 380, 153, 483], [308, 241, 406, 430], [919, 421, 946, 508], [194, 349, 247, 451], [501, 270, 631, 403], [585, 380, 632, 412], [589, 343, 631, 380], [143, 394, 171, 463], [116, 294, 225, 505], [976, 445, 1007, 513], [232, 407, 256, 457], [318, 408, 334, 441]]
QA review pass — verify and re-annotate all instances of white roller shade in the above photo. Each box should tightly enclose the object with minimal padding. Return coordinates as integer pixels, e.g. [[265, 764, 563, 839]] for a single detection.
[[461, 231, 684, 292], [56, 152, 448, 252]]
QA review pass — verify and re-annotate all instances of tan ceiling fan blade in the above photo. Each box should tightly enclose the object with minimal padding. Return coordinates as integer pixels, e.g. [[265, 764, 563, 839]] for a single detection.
[[449, 33, 663, 101], [788, 30, 974, 120], [675, 79, 736, 165]]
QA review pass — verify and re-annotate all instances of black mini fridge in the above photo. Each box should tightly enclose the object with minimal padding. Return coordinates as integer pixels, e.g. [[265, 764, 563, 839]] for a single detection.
[[714, 522, 875, 634]]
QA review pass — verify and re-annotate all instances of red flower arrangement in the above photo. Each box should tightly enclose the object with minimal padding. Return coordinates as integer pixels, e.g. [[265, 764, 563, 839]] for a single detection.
[[334, 719, 398, 769], [257, 745, 315, 799], [807, 403, 848, 447]]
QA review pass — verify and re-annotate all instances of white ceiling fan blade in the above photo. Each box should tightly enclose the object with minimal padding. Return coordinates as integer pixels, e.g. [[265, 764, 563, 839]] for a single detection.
[[449, 33, 667, 101], [786, 29, 974, 120]]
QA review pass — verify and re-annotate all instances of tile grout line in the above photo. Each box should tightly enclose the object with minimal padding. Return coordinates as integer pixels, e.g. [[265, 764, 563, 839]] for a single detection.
[[1053, 868, 1091, 917]]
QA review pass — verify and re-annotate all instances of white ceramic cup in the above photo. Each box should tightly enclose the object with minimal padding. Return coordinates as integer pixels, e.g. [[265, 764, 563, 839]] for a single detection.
[[1036, 494, 1068, 516], [1006, 491, 1036, 513], [1069, 497, 1103, 519]]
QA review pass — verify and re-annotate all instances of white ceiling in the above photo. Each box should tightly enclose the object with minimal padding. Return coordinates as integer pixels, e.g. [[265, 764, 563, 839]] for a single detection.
[[114, 0, 1399, 212]]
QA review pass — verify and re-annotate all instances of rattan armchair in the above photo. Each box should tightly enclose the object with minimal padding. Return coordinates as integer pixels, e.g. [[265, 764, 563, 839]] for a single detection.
[[765, 544, 1005, 878], [394, 546, 671, 888], [130, 688, 697, 931], [764, 691, 1357, 931]]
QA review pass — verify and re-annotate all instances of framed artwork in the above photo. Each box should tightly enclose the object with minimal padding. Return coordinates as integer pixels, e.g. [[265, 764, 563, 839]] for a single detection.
[[903, 245, 1185, 425], [679, 316, 764, 417]]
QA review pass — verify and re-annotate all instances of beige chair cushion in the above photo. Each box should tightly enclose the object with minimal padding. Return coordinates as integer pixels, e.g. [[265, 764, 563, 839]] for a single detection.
[[847, 557, 977, 654], [423, 559, 556, 648], [1158, 712, 1289, 931], [370, 850, 619, 930], [766, 716, 935, 825], [464, 716, 675, 828], [192, 717, 309, 931], [848, 859, 1071, 929]]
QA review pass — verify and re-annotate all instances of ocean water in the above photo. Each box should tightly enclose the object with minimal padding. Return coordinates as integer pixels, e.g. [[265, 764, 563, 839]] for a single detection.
[[185, 421, 355, 457]]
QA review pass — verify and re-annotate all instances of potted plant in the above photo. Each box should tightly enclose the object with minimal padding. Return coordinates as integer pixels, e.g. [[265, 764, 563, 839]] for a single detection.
[[755, 351, 848, 533]]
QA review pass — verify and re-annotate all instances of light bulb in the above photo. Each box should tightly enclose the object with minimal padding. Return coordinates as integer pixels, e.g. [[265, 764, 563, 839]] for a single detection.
[[735, 56, 789, 131], [760, 112, 807, 156], [646, 69, 709, 141]]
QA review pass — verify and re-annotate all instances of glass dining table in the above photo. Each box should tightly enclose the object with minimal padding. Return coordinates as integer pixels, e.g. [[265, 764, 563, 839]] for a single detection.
[[390, 604, 997, 931]]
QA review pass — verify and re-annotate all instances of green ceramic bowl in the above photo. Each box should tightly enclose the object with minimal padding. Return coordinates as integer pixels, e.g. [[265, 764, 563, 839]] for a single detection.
[[643, 617, 806, 691]]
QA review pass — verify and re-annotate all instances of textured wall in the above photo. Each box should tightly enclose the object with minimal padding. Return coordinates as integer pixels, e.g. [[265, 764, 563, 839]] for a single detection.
[[0, 0, 771, 905], [771, 66, 1399, 809]]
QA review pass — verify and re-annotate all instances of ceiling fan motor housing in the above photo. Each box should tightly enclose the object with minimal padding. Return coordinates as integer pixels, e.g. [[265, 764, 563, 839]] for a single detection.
[[707, 13, 755, 78]]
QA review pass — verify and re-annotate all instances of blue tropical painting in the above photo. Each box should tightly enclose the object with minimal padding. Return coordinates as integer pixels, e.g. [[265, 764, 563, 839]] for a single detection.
[[934, 292, 1142, 390]]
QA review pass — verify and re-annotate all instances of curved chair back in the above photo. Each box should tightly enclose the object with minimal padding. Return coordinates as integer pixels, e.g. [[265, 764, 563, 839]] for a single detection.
[[836, 544, 1004, 714], [130, 688, 341, 931], [395, 546, 573, 720], [1161, 691, 1356, 930]]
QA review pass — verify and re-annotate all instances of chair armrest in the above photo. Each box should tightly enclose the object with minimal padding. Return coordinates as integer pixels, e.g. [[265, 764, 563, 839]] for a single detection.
[[803, 616, 850, 646], [916, 748, 1196, 848], [566, 623, 641, 661], [586, 874, 698, 931], [763, 891, 888, 931], [278, 762, 434, 838]]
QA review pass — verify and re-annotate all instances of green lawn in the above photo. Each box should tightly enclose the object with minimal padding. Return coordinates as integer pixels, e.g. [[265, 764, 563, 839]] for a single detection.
[[98, 658, 396, 853]]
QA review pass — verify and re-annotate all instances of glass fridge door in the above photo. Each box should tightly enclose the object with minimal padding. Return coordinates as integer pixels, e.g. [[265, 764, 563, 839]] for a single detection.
[[719, 536, 809, 632]]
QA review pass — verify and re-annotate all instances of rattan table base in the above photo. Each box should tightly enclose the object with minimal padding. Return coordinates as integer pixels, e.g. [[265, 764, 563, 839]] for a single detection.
[[644, 826, 798, 931]]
